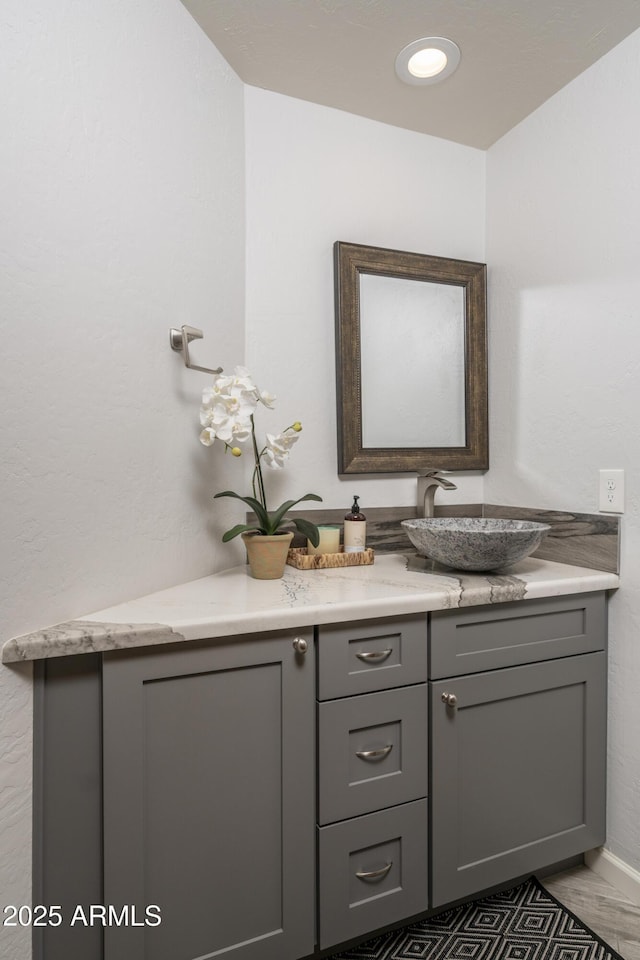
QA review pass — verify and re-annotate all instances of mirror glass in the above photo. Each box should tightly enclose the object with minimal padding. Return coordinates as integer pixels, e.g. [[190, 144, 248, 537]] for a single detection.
[[360, 273, 465, 447], [334, 242, 488, 474]]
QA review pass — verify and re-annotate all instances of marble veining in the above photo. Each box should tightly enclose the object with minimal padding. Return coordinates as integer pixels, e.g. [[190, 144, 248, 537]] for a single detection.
[[2, 620, 185, 663], [476, 574, 530, 605], [406, 556, 529, 604], [483, 505, 620, 573], [2, 554, 619, 664]]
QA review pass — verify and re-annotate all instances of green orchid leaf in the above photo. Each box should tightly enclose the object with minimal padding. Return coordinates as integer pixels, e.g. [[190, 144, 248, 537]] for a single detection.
[[269, 493, 323, 532], [268, 499, 302, 531], [214, 490, 263, 513], [221, 523, 257, 542], [214, 490, 270, 531], [292, 517, 321, 547]]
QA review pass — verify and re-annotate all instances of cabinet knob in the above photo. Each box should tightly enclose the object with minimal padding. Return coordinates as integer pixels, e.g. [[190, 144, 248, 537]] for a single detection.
[[292, 637, 308, 655], [441, 692, 457, 707]]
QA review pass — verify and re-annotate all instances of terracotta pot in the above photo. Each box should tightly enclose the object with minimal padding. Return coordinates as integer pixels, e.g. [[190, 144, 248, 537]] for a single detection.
[[241, 531, 294, 580]]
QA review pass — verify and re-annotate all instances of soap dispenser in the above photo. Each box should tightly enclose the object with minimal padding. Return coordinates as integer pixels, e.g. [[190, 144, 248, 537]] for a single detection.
[[343, 496, 366, 553]]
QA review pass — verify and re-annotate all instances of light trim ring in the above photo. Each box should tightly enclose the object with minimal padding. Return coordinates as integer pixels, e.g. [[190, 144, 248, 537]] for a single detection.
[[395, 37, 461, 86]]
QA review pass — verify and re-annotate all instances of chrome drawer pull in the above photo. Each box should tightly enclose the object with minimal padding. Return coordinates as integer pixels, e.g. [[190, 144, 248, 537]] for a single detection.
[[355, 648, 392, 663], [355, 744, 393, 761], [355, 861, 393, 882], [441, 692, 457, 708]]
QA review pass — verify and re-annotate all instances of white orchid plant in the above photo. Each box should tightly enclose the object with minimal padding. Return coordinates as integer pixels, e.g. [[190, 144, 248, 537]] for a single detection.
[[199, 366, 322, 545]]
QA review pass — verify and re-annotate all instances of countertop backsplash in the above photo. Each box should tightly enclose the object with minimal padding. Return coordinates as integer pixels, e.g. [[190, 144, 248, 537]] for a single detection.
[[286, 504, 620, 574]]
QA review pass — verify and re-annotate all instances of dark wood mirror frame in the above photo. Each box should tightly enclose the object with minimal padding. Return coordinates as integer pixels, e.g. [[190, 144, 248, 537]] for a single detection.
[[334, 241, 489, 474]]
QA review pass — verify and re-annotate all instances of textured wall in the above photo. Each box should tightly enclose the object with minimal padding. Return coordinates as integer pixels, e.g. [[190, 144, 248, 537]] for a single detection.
[[244, 87, 487, 514], [4, 6, 640, 956], [0, 2, 245, 956], [486, 28, 640, 875]]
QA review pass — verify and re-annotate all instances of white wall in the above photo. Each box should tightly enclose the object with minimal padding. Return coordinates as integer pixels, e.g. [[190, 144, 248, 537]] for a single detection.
[[486, 29, 640, 874], [4, 6, 640, 953], [0, 2, 245, 956], [244, 87, 486, 514]]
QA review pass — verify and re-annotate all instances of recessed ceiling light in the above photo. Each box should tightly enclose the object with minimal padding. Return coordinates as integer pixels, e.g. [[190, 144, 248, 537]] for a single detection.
[[395, 37, 461, 85]]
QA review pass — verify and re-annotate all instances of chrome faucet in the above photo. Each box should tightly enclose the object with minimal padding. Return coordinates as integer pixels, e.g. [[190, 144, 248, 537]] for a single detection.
[[417, 471, 458, 518]]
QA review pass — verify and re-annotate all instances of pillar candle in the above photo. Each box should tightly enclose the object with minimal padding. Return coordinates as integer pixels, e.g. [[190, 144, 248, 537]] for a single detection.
[[307, 525, 341, 555]]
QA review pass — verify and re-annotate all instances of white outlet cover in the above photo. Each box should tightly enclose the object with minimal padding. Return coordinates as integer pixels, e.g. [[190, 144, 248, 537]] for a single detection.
[[599, 469, 625, 513]]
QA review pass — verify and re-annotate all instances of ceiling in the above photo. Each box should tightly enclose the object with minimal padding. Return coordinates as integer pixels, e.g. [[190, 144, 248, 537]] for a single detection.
[[180, 0, 640, 149]]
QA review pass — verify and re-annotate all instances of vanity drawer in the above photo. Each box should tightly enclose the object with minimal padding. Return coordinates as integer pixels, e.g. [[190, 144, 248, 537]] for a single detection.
[[317, 614, 427, 700], [429, 592, 606, 679], [318, 684, 428, 825], [317, 799, 428, 950]]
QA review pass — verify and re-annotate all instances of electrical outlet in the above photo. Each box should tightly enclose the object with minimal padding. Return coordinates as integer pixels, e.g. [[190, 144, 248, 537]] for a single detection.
[[599, 469, 625, 513]]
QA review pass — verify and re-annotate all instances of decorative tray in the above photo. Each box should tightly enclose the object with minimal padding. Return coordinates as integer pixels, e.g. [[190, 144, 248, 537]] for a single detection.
[[286, 547, 375, 570]]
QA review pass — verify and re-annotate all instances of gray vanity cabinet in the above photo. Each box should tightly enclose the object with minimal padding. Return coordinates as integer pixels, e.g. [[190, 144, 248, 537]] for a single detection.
[[34, 591, 610, 960], [429, 593, 607, 908], [101, 629, 315, 960]]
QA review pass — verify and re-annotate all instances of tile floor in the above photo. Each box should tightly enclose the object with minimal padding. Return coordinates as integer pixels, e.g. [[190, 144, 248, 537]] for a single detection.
[[543, 865, 640, 960]]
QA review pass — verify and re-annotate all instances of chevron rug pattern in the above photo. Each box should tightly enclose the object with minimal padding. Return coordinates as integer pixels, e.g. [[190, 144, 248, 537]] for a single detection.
[[329, 876, 623, 960]]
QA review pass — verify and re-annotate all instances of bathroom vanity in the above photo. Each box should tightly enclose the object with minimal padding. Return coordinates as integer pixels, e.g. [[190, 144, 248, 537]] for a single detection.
[[4, 554, 617, 960]]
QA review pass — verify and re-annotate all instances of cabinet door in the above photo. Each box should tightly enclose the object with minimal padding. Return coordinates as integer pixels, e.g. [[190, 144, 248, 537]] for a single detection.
[[430, 652, 606, 907], [102, 630, 315, 960]]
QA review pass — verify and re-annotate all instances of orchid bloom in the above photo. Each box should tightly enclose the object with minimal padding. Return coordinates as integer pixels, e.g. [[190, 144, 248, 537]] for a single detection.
[[198, 366, 321, 542], [263, 429, 300, 469], [199, 367, 260, 447]]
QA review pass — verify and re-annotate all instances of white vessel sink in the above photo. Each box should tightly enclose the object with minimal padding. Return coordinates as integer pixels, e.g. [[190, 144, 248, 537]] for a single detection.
[[401, 517, 551, 572]]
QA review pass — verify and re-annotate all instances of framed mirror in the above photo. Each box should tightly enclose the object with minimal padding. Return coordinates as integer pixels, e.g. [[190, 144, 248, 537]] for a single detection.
[[334, 241, 488, 474]]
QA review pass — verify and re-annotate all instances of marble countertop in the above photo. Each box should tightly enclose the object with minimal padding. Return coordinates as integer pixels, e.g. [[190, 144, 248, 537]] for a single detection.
[[2, 554, 619, 663]]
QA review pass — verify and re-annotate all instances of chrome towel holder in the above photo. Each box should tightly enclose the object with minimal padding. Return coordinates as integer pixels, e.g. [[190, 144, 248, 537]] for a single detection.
[[169, 325, 223, 376]]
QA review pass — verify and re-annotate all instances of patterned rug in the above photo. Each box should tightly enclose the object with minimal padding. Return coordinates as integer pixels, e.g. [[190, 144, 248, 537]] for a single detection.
[[328, 876, 623, 960]]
